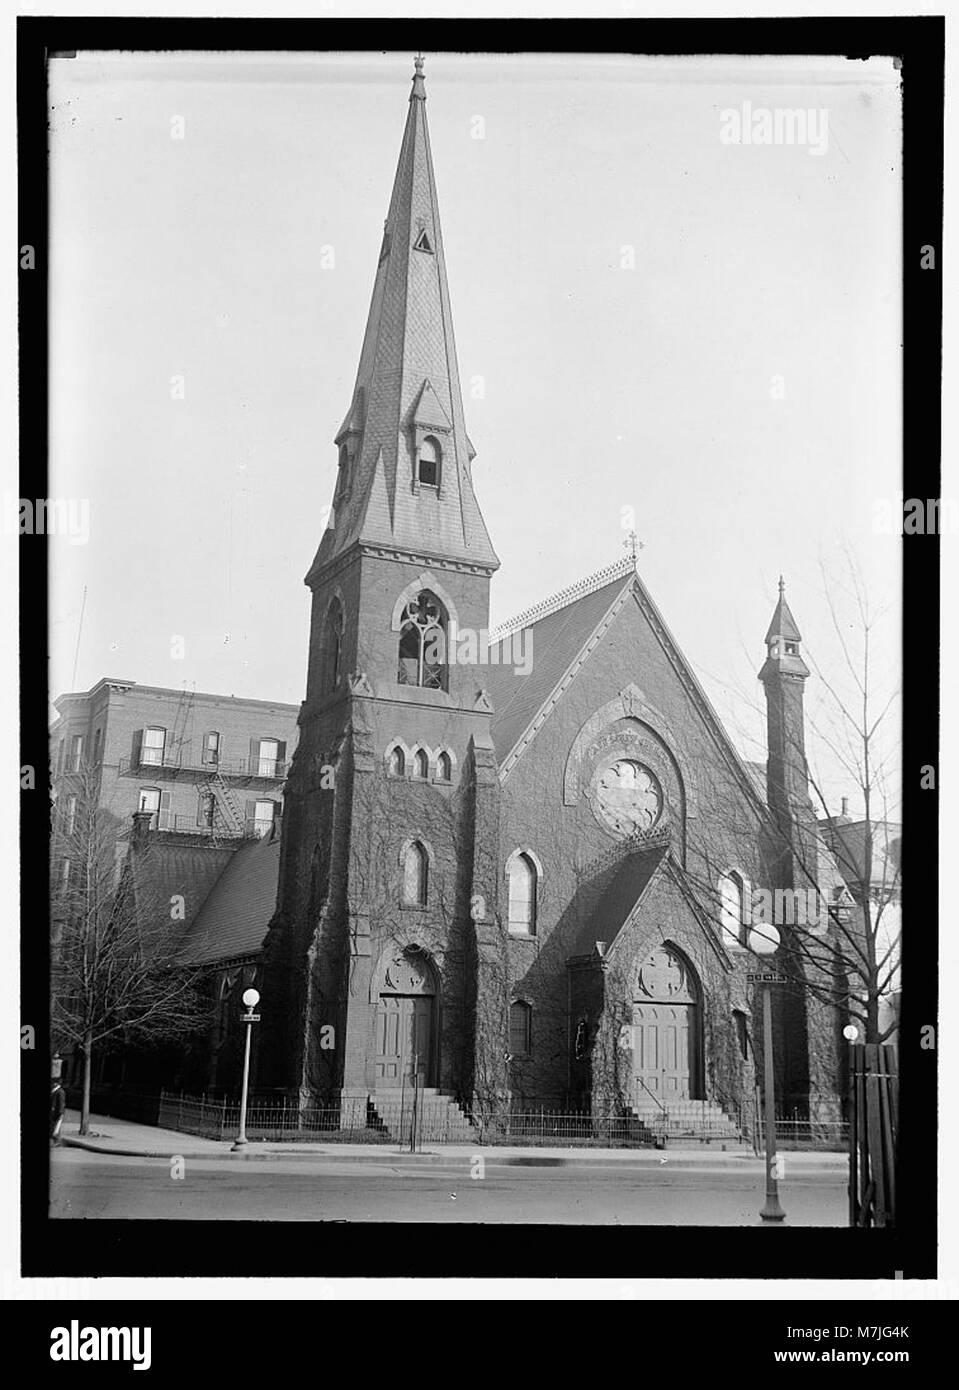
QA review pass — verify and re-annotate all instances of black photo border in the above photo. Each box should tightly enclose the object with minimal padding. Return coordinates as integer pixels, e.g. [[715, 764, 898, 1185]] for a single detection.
[[18, 13, 942, 1286]]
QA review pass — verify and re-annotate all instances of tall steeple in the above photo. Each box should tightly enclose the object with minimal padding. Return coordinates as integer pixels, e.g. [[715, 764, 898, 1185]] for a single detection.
[[759, 576, 812, 821], [307, 55, 499, 582]]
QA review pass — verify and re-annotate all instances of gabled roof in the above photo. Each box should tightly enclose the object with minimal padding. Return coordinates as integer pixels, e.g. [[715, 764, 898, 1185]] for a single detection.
[[131, 838, 237, 936], [485, 562, 636, 767], [484, 559, 769, 821], [568, 845, 668, 958], [178, 830, 281, 965]]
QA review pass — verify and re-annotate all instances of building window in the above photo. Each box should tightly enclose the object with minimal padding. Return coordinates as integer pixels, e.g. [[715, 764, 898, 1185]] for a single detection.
[[69, 734, 84, 772], [138, 787, 161, 828], [436, 751, 452, 783], [412, 748, 429, 779], [507, 852, 538, 934], [60, 858, 70, 890], [417, 435, 440, 488], [141, 727, 166, 767], [402, 840, 429, 907], [56, 739, 64, 774], [198, 792, 217, 829], [203, 731, 221, 766], [92, 728, 102, 764], [254, 738, 282, 777], [388, 745, 406, 777], [719, 872, 747, 948], [509, 1001, 532, 1057], [252, 800, 277, 838], [321, 598, 344, 694], [397, 590, 448, 690], [64, 794, 77, 835]]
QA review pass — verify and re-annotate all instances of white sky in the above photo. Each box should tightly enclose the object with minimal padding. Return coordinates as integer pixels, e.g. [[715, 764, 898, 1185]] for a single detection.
[[47, 50, 903, 817]]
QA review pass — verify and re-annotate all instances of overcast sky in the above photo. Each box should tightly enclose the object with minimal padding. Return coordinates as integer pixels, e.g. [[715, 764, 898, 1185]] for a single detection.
[[48, 50, 903, 818]]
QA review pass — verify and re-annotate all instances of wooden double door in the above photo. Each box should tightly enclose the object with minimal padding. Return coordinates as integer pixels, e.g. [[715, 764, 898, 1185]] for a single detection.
[[631, 945, 702, 1104], [374, 995, 434, 1088]]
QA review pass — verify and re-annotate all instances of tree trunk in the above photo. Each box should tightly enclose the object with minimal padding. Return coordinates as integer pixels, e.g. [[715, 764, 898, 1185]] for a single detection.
[[80, 1030, 93, 1136]]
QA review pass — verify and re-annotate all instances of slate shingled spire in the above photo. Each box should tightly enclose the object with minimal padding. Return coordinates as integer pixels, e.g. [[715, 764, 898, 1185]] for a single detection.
[[308, 55, 499, 582]]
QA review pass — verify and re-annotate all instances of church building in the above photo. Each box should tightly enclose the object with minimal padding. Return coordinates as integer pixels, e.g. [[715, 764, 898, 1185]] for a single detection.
[[252, 57, 848, 1132]]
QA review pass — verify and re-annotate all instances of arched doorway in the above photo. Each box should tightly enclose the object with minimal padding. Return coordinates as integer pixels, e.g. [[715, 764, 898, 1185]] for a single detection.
[[373, 946, 437, 1088], [631, 944, 702, 1104]]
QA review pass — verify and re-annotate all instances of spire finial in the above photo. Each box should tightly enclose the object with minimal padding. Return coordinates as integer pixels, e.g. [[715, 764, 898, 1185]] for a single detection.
[[411, 52, 427, 100], [778, 574, 785, 597]]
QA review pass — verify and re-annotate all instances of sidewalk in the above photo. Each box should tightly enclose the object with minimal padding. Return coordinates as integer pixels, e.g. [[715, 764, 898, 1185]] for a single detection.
[[59, 1110, 848, 1170]]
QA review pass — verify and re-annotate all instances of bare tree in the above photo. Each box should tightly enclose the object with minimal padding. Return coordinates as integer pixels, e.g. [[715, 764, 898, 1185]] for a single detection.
[[683, 548, 901, 1047], [50, 765, 213, 1134]]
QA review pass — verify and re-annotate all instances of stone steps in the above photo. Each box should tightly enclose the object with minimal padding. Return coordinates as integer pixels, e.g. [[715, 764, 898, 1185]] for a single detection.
[[369, 1089, 475, 1143], [629, 1097, 744, 1139]]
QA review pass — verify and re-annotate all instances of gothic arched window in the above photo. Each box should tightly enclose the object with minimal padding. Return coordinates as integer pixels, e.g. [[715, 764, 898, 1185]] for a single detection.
[[388, 744, 406, 778], [509, 1001, 532, 1056], [507, 851, 538, 935], [719, 872, 746, 948], [412, 748, 429, 779], [418, 435, 440, 488], [403, 840, 429, 907], [436, 750, 452, 783], [397, 590, 448, 690], [321, 597, 344, 694]]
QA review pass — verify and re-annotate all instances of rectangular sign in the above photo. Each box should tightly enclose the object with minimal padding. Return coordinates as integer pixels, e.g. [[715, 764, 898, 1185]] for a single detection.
[[746, 972, 788, 984]]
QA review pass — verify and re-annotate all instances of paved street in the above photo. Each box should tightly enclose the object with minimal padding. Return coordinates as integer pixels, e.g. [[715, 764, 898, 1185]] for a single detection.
[[51, 1148, 846, 1224]]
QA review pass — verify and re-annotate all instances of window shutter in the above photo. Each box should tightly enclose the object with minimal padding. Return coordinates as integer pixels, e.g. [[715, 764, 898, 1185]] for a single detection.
[[132, 729, 143, 767], [159, 790, 172, 830], [245, 799, 256, 834], [249, 738, 258, 775], [196, 793, 206, 827], [276, 741, 287, 774]]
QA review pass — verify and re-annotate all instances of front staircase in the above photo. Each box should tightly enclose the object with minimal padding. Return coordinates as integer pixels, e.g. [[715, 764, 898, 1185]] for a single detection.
[[628, 1096, 747, 1145], [368, 1088, 475, 1143]]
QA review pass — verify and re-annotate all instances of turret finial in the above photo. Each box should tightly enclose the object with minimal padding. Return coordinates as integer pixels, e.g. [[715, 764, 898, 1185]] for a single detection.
[[778, 574, 785, 597], [411, 52, 427, 100]]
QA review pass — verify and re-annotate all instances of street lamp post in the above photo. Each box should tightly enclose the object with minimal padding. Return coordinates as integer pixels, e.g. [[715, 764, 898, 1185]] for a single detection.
[[232, 988, 261, 1153], [748, 923, 786, 1224]]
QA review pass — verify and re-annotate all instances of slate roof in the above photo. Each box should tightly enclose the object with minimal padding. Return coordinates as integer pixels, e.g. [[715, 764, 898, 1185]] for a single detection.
[[178, 830, 281, 965], [131, 839, 237, 935], [567, 844, 669, 958], [309, 59, 499, 579], [485, 570, 635, 764]]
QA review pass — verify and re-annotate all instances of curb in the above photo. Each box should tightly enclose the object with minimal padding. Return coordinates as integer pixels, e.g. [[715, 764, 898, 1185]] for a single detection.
[[60, 1136, 847, 1171]]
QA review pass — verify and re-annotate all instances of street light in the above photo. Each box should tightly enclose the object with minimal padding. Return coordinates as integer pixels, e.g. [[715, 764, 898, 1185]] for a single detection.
[[748, 922, 786, 1223], [232, 988, 261, 1153]]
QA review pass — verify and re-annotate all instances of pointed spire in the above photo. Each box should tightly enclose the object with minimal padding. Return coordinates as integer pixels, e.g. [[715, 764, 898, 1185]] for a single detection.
[[760, 574, 809, 682], [764, 575, 802, 645], [309, 57, 499, 583]]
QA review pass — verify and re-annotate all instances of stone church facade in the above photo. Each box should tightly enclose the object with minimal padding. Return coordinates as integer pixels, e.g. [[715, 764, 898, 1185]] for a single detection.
[[255, 59, 847, 1128]]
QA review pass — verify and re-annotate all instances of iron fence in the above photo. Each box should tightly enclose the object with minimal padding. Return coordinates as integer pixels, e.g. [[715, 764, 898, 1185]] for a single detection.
[[91, 1091, 847, 1150]]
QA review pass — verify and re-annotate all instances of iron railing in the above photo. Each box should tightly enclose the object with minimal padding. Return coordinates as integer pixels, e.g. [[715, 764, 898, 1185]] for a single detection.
[[118, 753, 287, 780]]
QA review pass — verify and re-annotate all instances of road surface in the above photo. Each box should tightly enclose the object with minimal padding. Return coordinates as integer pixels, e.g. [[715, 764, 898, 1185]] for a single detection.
[[50, 1149, 846, 1225]]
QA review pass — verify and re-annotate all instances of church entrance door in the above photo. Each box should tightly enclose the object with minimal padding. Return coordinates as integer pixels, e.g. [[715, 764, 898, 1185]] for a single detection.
[[372, 947, 436, 1088], [631, 945, 702, 1105], [374, 996, 433, 1087]]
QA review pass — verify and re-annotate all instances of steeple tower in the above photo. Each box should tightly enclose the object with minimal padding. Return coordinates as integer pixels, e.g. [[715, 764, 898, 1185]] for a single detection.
[[307, 54, 498, 582], [759, 576, 812, 821]]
